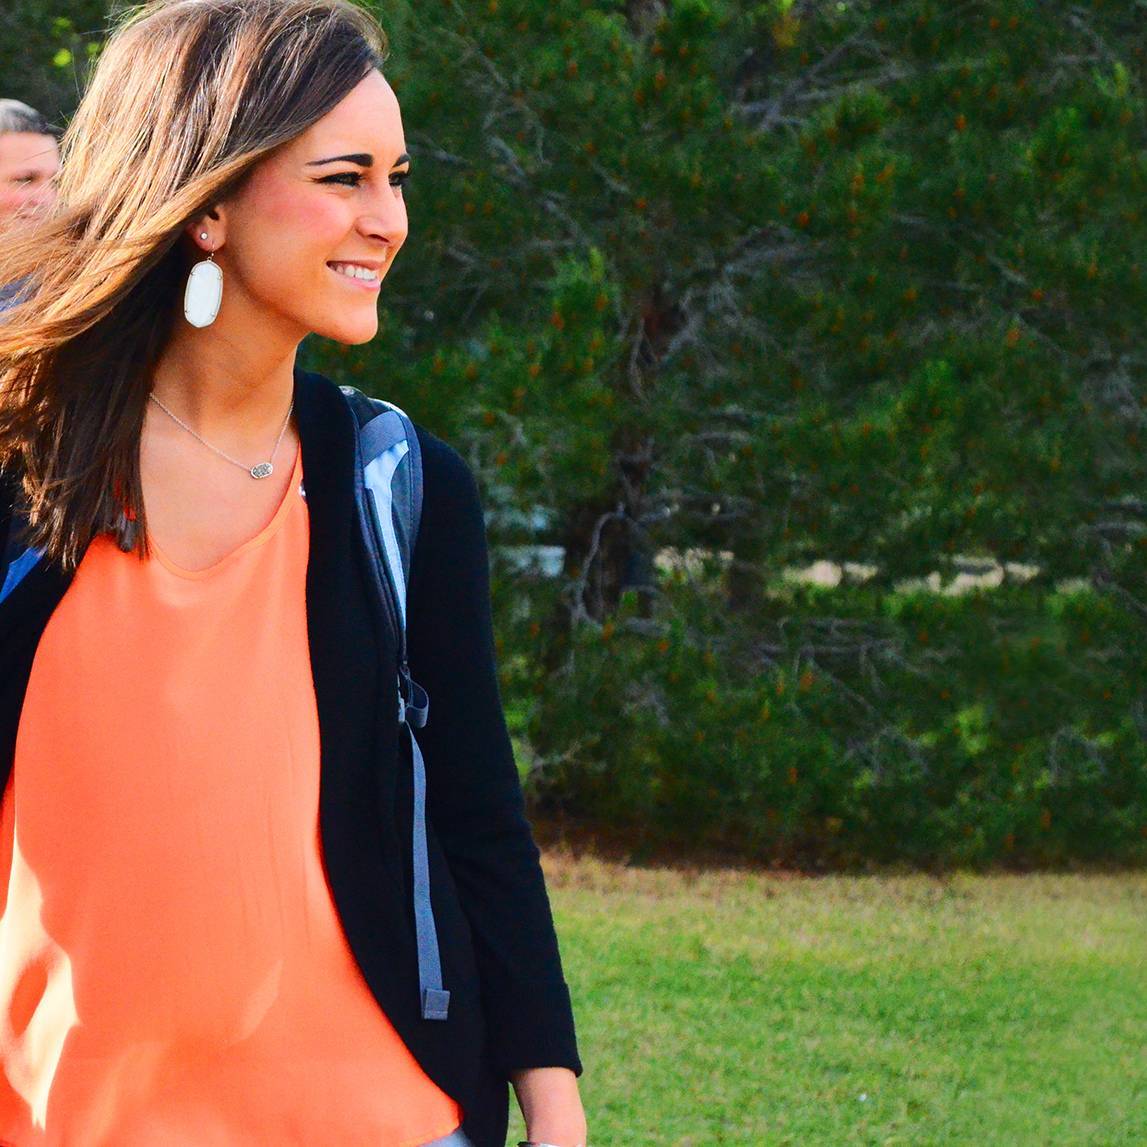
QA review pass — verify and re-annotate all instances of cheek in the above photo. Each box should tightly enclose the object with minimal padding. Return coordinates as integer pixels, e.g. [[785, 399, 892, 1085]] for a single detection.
[[239, 181, 348, 265]]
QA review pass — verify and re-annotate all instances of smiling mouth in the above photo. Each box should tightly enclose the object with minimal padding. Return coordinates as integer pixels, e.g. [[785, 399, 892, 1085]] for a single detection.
[[327, 261, 381, 283]]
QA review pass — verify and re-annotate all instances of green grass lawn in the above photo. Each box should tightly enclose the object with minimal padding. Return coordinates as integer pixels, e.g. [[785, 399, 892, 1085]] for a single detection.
[[505, 853, 1147, 1146]]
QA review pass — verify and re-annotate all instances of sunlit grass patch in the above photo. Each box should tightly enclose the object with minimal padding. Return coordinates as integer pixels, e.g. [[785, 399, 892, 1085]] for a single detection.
[[509, 852, 1147, 1145]]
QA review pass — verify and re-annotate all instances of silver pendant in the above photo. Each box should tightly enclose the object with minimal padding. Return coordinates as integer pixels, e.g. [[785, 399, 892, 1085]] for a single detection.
[[250, 462, 274, 479]]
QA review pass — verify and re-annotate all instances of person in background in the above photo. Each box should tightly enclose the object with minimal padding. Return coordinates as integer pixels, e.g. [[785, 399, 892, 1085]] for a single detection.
[[0, 99, 60, 229]]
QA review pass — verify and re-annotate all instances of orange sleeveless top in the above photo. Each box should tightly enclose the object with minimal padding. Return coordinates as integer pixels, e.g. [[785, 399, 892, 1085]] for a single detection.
[[0, 448, 463, 1146]]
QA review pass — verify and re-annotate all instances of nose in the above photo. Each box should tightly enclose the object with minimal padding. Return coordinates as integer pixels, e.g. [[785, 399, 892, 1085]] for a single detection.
[[18, 182, 56, 219], [356, 181, 407, 248], [31, 184, 56, 211]]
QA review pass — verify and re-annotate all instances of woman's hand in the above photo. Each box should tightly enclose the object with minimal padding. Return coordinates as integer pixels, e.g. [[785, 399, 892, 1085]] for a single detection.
[[508, 1065, 587, 1147]]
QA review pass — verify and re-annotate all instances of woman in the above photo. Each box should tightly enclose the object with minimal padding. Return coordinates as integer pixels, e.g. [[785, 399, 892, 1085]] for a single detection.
[[0, 2, 586, 1145]]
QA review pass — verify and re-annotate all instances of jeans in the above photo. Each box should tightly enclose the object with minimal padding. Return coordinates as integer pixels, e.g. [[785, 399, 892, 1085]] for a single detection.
[[420, 1130, 475, 1147]]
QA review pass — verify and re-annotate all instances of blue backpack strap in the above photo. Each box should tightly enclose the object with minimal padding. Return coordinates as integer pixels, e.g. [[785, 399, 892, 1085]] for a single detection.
[[1, 542, 43, 604], [340, 385, 449, 1022], [0, 478, 44, 606]]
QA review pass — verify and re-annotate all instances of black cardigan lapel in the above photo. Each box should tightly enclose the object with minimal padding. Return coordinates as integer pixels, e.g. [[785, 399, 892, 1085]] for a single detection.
[[292, 367, 422, 1028], [0, 459, 77, 799], [0, 555, 74, 802]]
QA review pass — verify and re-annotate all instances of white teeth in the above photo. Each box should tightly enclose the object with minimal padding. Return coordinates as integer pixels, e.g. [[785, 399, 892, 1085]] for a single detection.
[[330, 262, 379, 282]]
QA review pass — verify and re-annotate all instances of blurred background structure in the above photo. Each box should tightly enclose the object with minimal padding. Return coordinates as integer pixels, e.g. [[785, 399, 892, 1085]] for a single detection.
[[7, 0, 1146, 869]]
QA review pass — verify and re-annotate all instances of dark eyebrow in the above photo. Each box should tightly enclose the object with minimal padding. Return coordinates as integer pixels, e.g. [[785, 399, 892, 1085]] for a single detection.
[[306, 151, 412, 169], [307, 153, 374, 168]]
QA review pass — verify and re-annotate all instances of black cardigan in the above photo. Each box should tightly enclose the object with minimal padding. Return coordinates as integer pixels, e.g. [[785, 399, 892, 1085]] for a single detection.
[[0, 367, 582, 1147]]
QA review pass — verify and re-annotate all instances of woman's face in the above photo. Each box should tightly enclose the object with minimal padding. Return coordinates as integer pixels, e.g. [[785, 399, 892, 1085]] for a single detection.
[[200, 68, 409, 346]]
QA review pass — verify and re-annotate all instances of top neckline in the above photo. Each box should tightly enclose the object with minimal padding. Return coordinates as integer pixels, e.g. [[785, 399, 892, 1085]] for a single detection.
[[146, 447, 304, 581]]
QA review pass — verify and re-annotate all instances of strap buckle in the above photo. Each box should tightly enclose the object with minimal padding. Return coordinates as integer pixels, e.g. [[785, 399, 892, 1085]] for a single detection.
[[396, 662, 429, 729]]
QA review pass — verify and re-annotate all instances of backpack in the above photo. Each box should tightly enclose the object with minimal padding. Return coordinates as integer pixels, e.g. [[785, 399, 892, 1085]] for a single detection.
[[340, 385, 450, 1022], [0, 384, 450, 1023]]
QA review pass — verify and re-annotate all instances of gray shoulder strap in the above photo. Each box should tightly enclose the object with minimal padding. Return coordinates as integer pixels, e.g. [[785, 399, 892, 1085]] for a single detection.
[[339, 385, 447, 1021]]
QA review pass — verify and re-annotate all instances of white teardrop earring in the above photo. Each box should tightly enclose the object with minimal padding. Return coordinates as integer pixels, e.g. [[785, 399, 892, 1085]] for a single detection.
[[184, 231, 223, 328]]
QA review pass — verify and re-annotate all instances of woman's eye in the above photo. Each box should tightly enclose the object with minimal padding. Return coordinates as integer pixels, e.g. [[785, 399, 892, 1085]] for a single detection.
[[390, 172, 410, 189], [322, 171, 364, 188]]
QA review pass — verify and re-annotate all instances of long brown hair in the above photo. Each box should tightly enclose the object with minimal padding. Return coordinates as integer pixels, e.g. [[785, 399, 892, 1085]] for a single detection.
[[0, 0, 387, 570]]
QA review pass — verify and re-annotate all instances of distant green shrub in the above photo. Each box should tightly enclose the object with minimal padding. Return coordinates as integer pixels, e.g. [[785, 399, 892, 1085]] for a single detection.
[[520, 575, 1147, 869]]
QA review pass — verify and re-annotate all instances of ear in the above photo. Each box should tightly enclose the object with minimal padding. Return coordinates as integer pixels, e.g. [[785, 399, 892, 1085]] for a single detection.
[[184, 206, 225, 254]]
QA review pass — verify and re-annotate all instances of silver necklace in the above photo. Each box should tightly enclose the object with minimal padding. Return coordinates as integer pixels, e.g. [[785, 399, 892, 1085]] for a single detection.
[[148, 392, 294, 480]]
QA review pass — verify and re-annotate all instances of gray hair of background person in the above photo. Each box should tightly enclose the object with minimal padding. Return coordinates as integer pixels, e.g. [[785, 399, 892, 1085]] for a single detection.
[[0, 99, 58, 139]]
